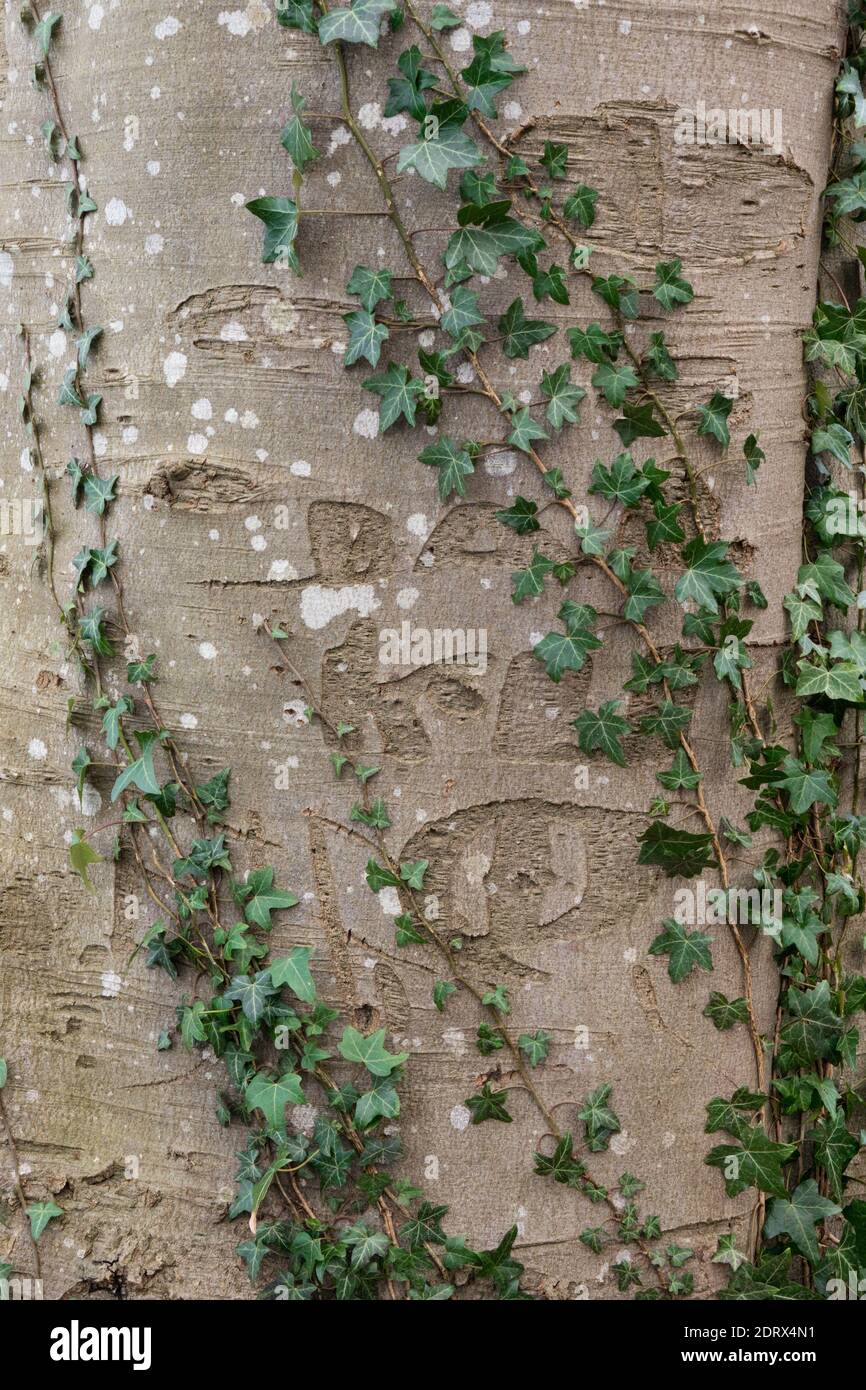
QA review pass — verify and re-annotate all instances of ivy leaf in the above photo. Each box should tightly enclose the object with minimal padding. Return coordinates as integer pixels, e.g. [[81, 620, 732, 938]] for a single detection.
[[589, 452, 649, 507], [461, 40, 520, 118], [496, 496, 539, 534], [318, 0, 397, 48], [276, 0, 317, 31], [511, 548, 554, 602], [34, 11, 62, 56], [703, 992, 750, 1031], [643, 331, 678, 381], [363, 362, 424, 429], [127, 653, 156, 685], [465, 1082, 512, 1124], [637, 820, 717, 877], [245, 196, 299, 271], [706, 1124, 797, 1199], [245, 1070, 305, 1128], [744, 433, 764, 485], [433, 980, 456, 1012], [270, 947, 316, 1004], [384, 45, 437, 120], [578, 1084, 620, 1151], [621, 567, 664, 623], [592, 273, 639, 319], [540, 363, 585, 429], [810, 1113, 860, 1201], [280, 83, 319, 173], [533, 615, 601, 682], [518, 1030, 552, 1067], [238, 867, 299, 930], [226, 971, 277, 1024], [346, 264, 393, 312], [639, 699, 692, 748], [572, 701, 632, 766], [76, 325, 102, 370], [674, 538, 740, 615], [591, 359, 638, 406], [343, 309, 389, 367], [396, 103, 482, 189], [339, 1026, 408, 1077], [441, 284, 484, 337], [781, 982, 843, 1063], [778, 756, 837, 815], [445, 213, 541, 276], [533, 1132, 585, 1185], [653, 258, 694, 310], [498, 297, 556, 358], [713, 1234, 748, 1272], [646, 500, 685, 550], [27, 1200, 64, 1241], [568, 321, 622, 364], [563, 184, 598, 227], [764, 1180, 841, 1265], [418, 436, 474, 499], [656, 748, 702, 791], [82, 472, 118, 516], [69, 828, 102, 891], [649, 920, 713, 983], [430, 3, 461, 27], [507, 407, 549, 454], [696, 391, 733, 448], [614, 401, 666, 446], [111, 729, 164, 802]]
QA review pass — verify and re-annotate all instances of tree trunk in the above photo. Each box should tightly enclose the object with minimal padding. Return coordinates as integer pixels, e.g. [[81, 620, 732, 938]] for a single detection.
[[0, 0, 846, 1299]]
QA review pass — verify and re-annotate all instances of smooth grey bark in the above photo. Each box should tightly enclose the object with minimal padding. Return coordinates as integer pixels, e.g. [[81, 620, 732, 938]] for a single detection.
[[0, 0, 846, 1297]]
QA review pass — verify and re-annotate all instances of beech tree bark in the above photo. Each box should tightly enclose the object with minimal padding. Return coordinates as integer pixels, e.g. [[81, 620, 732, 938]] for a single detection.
[[0, 0, 848, 1298]]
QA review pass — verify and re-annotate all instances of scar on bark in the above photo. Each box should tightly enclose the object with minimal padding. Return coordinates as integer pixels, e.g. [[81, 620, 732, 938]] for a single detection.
[[307, 814, 364, 1026]]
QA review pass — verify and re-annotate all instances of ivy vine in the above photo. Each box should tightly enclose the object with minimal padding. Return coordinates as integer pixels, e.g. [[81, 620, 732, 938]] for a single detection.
[[5, 0, 866, 1304]]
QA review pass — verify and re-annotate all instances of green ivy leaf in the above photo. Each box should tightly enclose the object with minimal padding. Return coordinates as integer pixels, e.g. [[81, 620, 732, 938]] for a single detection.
[[578, 1083, 620, 1151], [237, 867, 299, 930], [318, 0, 397, 47], [572, 701, 632, 766], [653, 258, 694, 310], [280, 82, 320, 173], [419, 436, 474, 499], [540, 363, 585, 429], [343, 309, 389, 367], [563, 184, 598, 227], [498, 297, 556, 358], [339, 1026, 408, 1077], [27, 1200, 64, 1241], [245, 1070, 305, 1128], [518, 1030, 552, 1067], [703, 992, 750, 1031], [504, 406, 547, 454], [363, 362, 424, 429], [246, 196, 299, 270], [674, 537, 740, 615], [696, 391, 733, 448], [346, 263, 393, 312], [706, 1123, 797, 1199], [649, 920, 713, 983], [764, 1180, 841, 1265], [465, 1082, 512, 1124], [397, 103, 482, 189], [496, 496, 539, 534], [270, 947, 316, 1003], [637, 820, 716, 877]]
